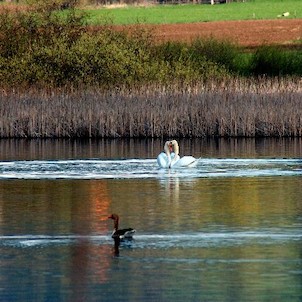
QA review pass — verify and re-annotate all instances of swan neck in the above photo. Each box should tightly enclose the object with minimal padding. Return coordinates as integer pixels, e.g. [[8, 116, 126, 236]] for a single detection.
[[169, 140, 180, 167], [164, 141, 171, 156], [172, 140, 179, 156]]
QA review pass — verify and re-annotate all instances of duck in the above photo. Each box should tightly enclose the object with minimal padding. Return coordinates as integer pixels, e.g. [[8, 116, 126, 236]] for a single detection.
[[108, 214, 136, 240], [157, 139, 198, 168]]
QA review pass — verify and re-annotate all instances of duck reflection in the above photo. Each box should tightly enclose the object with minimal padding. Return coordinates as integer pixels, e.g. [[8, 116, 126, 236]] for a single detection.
[[113, 237, 120, 257], [112, 236, 135, 257]]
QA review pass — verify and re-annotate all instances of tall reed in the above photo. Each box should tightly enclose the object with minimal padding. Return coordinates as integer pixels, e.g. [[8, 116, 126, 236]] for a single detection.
[[1, 78, 301, 138]]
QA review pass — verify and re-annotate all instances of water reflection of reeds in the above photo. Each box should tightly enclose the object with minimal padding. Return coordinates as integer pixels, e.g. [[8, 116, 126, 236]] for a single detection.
[[1, 78, 302, 138]]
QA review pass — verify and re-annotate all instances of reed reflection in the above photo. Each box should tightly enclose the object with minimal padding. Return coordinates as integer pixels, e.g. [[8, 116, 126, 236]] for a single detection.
[[0, 138, 301, 161], [0, 180, 118, 288], [78, 181, 112, 284]]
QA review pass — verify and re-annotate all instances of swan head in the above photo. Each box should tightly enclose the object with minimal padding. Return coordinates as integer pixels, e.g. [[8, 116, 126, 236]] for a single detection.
[[169, 140, 180, 168], [164, 141, 172, 154], [162, 140, 180, 168], [170, 140, 179, 156]]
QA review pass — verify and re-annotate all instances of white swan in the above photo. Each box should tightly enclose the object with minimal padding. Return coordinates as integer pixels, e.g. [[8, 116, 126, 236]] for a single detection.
[[157, 140, 198, 168]]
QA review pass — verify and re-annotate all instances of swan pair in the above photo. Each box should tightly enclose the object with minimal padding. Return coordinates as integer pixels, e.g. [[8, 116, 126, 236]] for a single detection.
[[157, 140, 198, 168]]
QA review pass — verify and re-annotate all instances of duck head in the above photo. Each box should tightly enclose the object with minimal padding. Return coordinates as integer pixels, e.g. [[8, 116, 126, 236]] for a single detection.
[[108, 213, 119, 230]]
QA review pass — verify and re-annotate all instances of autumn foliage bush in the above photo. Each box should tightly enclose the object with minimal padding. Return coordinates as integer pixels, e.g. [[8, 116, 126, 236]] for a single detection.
[[0, 3, 225, 87], [1, 2, 302, 88]]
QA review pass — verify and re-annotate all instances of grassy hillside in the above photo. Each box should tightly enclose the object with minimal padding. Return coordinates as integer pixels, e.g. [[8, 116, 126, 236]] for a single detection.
[[1, 1, 302, 87], [85, 0, 302, 25]]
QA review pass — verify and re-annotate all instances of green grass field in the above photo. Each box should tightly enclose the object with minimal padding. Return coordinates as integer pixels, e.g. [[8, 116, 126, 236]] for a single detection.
[[85, 0, 302, 25]]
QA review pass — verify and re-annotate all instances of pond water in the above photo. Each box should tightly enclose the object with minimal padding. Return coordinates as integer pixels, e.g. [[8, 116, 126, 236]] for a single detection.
[[0, 138, 301, 301]]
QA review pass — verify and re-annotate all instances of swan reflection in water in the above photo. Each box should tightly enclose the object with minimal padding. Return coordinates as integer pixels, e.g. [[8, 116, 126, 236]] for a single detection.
[[157, 140, 198, 169]]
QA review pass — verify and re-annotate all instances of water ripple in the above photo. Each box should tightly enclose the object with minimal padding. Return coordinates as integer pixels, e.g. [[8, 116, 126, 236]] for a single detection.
[[0, 158, 301, 180], [1, 230, 301, 249]]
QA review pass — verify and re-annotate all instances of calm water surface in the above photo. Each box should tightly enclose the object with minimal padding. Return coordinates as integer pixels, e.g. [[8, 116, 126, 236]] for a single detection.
[[0, 138, 301, 301]]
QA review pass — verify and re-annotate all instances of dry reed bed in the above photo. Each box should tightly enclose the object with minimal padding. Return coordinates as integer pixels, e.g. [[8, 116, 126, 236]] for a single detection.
[[1, 78, 302, 138]]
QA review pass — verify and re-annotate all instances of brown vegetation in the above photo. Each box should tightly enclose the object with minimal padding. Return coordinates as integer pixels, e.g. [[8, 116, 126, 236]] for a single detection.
[[153, 19, 302, 48], [1, 78, 302, 138], [1, 4, 302, 138]]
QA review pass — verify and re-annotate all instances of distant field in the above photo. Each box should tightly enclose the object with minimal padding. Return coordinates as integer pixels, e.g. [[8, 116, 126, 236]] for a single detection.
[[85, 0, 302, 25]]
